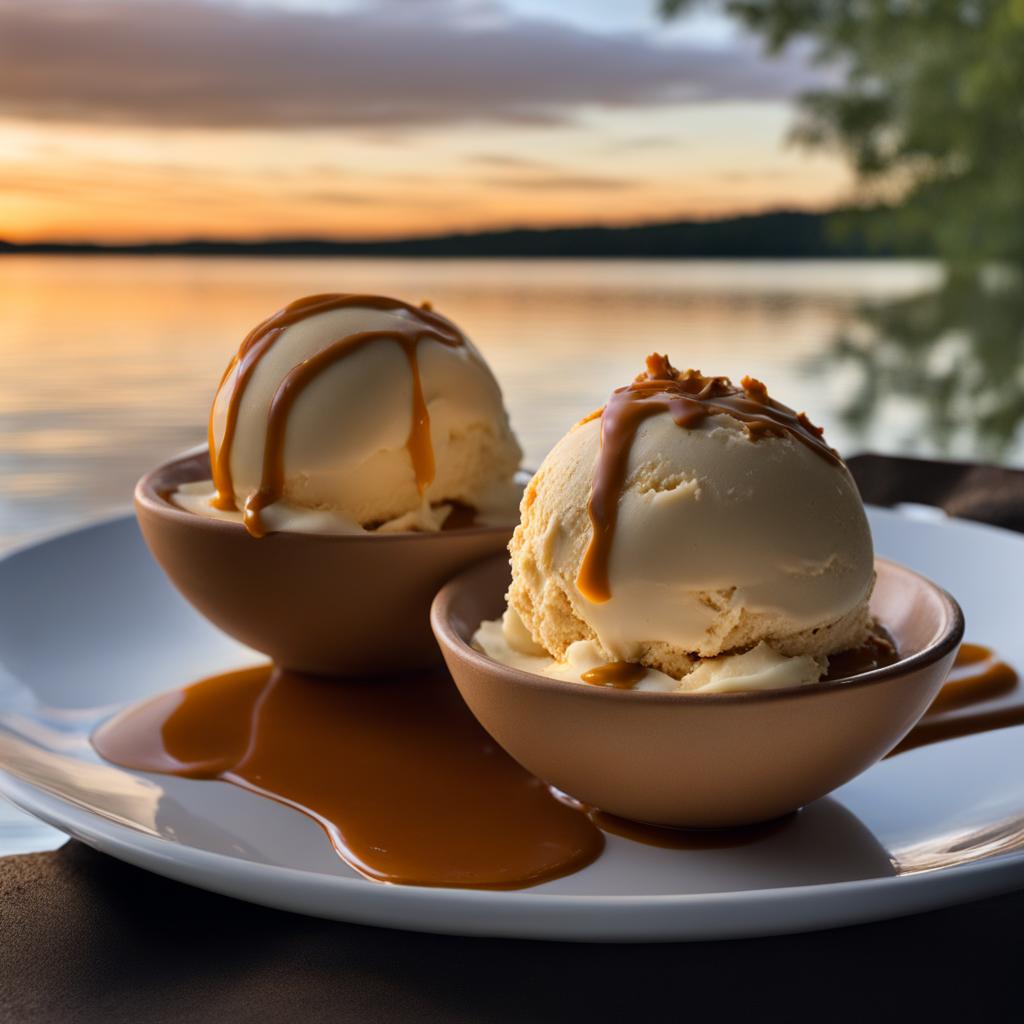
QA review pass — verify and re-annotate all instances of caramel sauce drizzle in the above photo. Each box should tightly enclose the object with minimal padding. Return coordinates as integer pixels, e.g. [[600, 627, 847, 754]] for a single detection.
[[208, 294, 463, 536], [242, 327, 457, 538], [577, 355, 840, 603]]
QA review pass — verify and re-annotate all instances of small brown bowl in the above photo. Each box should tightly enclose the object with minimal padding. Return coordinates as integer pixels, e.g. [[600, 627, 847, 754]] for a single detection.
[[432, 555, 964, 828], [135, 450, 517, 676]]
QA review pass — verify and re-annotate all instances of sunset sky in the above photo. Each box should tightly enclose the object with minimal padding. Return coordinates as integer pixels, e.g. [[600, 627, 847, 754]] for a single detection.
[[0, 0, 852, 243]]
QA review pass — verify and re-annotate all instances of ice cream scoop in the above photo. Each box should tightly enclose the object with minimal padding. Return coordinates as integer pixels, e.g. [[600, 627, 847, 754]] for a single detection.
[[478, 354, 876, 692], [175, 293, 522, 537]]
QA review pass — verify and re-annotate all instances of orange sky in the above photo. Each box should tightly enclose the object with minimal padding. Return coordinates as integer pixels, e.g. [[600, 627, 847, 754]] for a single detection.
[[0, 1, 851, 242]]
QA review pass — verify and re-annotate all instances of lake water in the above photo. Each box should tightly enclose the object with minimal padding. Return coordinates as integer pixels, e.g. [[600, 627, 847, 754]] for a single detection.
[[0, 254, 973, 547]]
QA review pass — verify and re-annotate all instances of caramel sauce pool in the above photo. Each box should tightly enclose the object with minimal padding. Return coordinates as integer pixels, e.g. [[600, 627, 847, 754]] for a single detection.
[[92, 642, 1019, 888], [93, 667, 603, 890]]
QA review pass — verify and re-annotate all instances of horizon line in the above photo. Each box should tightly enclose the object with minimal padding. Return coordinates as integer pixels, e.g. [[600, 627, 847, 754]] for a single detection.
[[0, 205, 889, 251]]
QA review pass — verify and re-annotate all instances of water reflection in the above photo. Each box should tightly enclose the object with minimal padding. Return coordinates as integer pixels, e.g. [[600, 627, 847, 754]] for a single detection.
[[819, 268, 1024, 460], [0, 253, 969, 549]]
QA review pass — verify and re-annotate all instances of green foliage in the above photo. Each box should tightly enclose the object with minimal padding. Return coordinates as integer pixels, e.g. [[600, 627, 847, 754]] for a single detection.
[[662, 1, 1024, 269], [825, 269, 1024, 455]]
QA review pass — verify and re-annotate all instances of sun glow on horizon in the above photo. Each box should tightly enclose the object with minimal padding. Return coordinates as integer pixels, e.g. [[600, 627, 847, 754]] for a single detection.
[[0, 107, 851, 243], [0, 1, 851, 243]]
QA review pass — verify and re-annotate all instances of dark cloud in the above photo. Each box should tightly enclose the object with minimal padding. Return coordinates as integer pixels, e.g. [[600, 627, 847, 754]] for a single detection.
[[0, 0, 825, 130]]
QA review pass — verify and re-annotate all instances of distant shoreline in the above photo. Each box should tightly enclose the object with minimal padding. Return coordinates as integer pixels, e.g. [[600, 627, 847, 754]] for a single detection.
[[0, 208, 927, 260]]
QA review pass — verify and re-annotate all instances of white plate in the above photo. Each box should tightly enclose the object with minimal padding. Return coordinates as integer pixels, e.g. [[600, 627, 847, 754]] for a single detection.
[[1, 507, 1023, 942]]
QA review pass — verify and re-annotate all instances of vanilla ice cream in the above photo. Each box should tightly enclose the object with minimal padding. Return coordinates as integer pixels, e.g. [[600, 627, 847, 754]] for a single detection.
[[174, 293, 522, 536], [474, 355, 876, 693]]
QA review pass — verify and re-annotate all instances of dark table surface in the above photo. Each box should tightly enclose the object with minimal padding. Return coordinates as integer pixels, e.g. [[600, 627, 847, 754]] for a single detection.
[[3, 839, 1019, 1023], [1, 453, 1020, 1023]]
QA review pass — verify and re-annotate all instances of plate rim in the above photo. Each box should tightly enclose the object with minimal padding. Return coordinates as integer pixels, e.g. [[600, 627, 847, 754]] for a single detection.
[[5, 770, 1024, 943]]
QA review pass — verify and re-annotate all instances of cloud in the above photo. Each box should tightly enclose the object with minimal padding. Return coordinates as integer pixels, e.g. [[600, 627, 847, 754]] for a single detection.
[[0, 0, 825, 130], [469, 153, 553, 169], [615, 135, 681, 150], [481, 173, 636, 190], [291, 189, 382, 206], [717, 170, 792, 181]]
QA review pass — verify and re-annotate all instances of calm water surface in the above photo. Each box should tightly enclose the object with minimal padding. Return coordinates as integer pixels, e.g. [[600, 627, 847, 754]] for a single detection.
[[0, 255, 951, 547]]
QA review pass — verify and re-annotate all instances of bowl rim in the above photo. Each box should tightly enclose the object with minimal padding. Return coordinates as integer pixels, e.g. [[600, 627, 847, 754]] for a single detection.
[[430, 553, 965, 705], [135, 448, 521, 543]]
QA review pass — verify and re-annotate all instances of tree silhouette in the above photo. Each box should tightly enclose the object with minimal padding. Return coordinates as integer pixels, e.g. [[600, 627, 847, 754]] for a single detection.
[[662, 1, 1024, 456]]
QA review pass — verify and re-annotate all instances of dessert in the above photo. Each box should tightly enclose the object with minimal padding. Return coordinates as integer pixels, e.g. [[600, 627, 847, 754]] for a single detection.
[[173, 293, 523, 537], [475, 354, 884, 693], [102, 319, 973, 871]]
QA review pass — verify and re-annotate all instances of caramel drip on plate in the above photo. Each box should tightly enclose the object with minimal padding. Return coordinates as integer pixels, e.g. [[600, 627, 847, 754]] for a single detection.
[[580, 661, 647, 689], [90, 642, 1020, 886], [929, 643, 1018, 711], [93, 667, 604, 890], [890, 643, 1021, 756], [577, 355, 840, 603], [207, 293, 463, 534], [89, 664, 815, 883]]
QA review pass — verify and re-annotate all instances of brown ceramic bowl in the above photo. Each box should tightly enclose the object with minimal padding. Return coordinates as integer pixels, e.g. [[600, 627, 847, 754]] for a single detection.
[[135, 449, 517, 676], [432, 555, 964, 828]]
